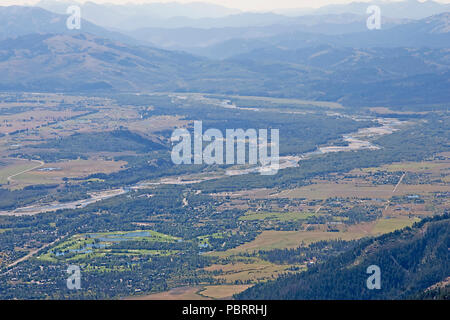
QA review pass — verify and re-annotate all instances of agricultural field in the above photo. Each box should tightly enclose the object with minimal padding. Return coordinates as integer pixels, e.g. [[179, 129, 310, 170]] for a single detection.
[[0, 158, 43, 185], [8, 159, 126, 189], [131, 284, 254, 300], [129, 286, 210, 300], [273, 181, 449, 200], [239, 210, 313, 222], [215, 229, 366, 254], [198, 285, 253, 299], [210, 94, 345, 109], [204, 257, 302, 282]]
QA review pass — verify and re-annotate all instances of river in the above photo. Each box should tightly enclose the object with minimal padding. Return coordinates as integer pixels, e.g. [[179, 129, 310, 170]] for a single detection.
[[0, 99, 408, 216]]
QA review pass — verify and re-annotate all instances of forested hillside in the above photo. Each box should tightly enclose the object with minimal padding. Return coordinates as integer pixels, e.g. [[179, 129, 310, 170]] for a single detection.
[[236, 214, 450, 300]]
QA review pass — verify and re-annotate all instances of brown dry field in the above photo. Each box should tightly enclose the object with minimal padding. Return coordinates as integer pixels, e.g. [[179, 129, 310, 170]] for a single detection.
[[0, 109, 87, 134], [370, 216, 420, 234], [206, 261, 296, 283], [212, 215, 418, 256], [361, 159, 450, 174], [126, 284, 253, 300], [369, 107, 428, 115], [225, 94, 345, 109], [198, 285, 252, 299], [221, 229, 367, 254], [382, 203, 438, 217], [0, 158, 43, 185], [2, 159, 126, 188], [272, 182, 449, 200], [127, 115, 188, 134], [126, 286, 210, 300]]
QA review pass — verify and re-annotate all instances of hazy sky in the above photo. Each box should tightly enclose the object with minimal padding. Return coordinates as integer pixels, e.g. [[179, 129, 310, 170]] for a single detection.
[[3, 0, 450, 11]]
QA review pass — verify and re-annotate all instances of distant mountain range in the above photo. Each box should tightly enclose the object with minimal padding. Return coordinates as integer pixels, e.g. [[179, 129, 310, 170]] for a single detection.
[[236, 214, 450, 300], [36, 0, 242, 30], [276, 0, 450, 20], [307, 0, 450, 20], [1, 31, 448, 108], [35, 0, 450, 30], [134, 13, 450, 58], [4, 5, 447, 60], [0, 6, 141, 45], [36, 0, 241, 20], [124, 13, 409, 54], [0, 5, 448, 108]]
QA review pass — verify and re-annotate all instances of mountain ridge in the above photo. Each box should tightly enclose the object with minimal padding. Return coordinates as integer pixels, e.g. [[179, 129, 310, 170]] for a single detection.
[[0, 5, 142, 45]]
